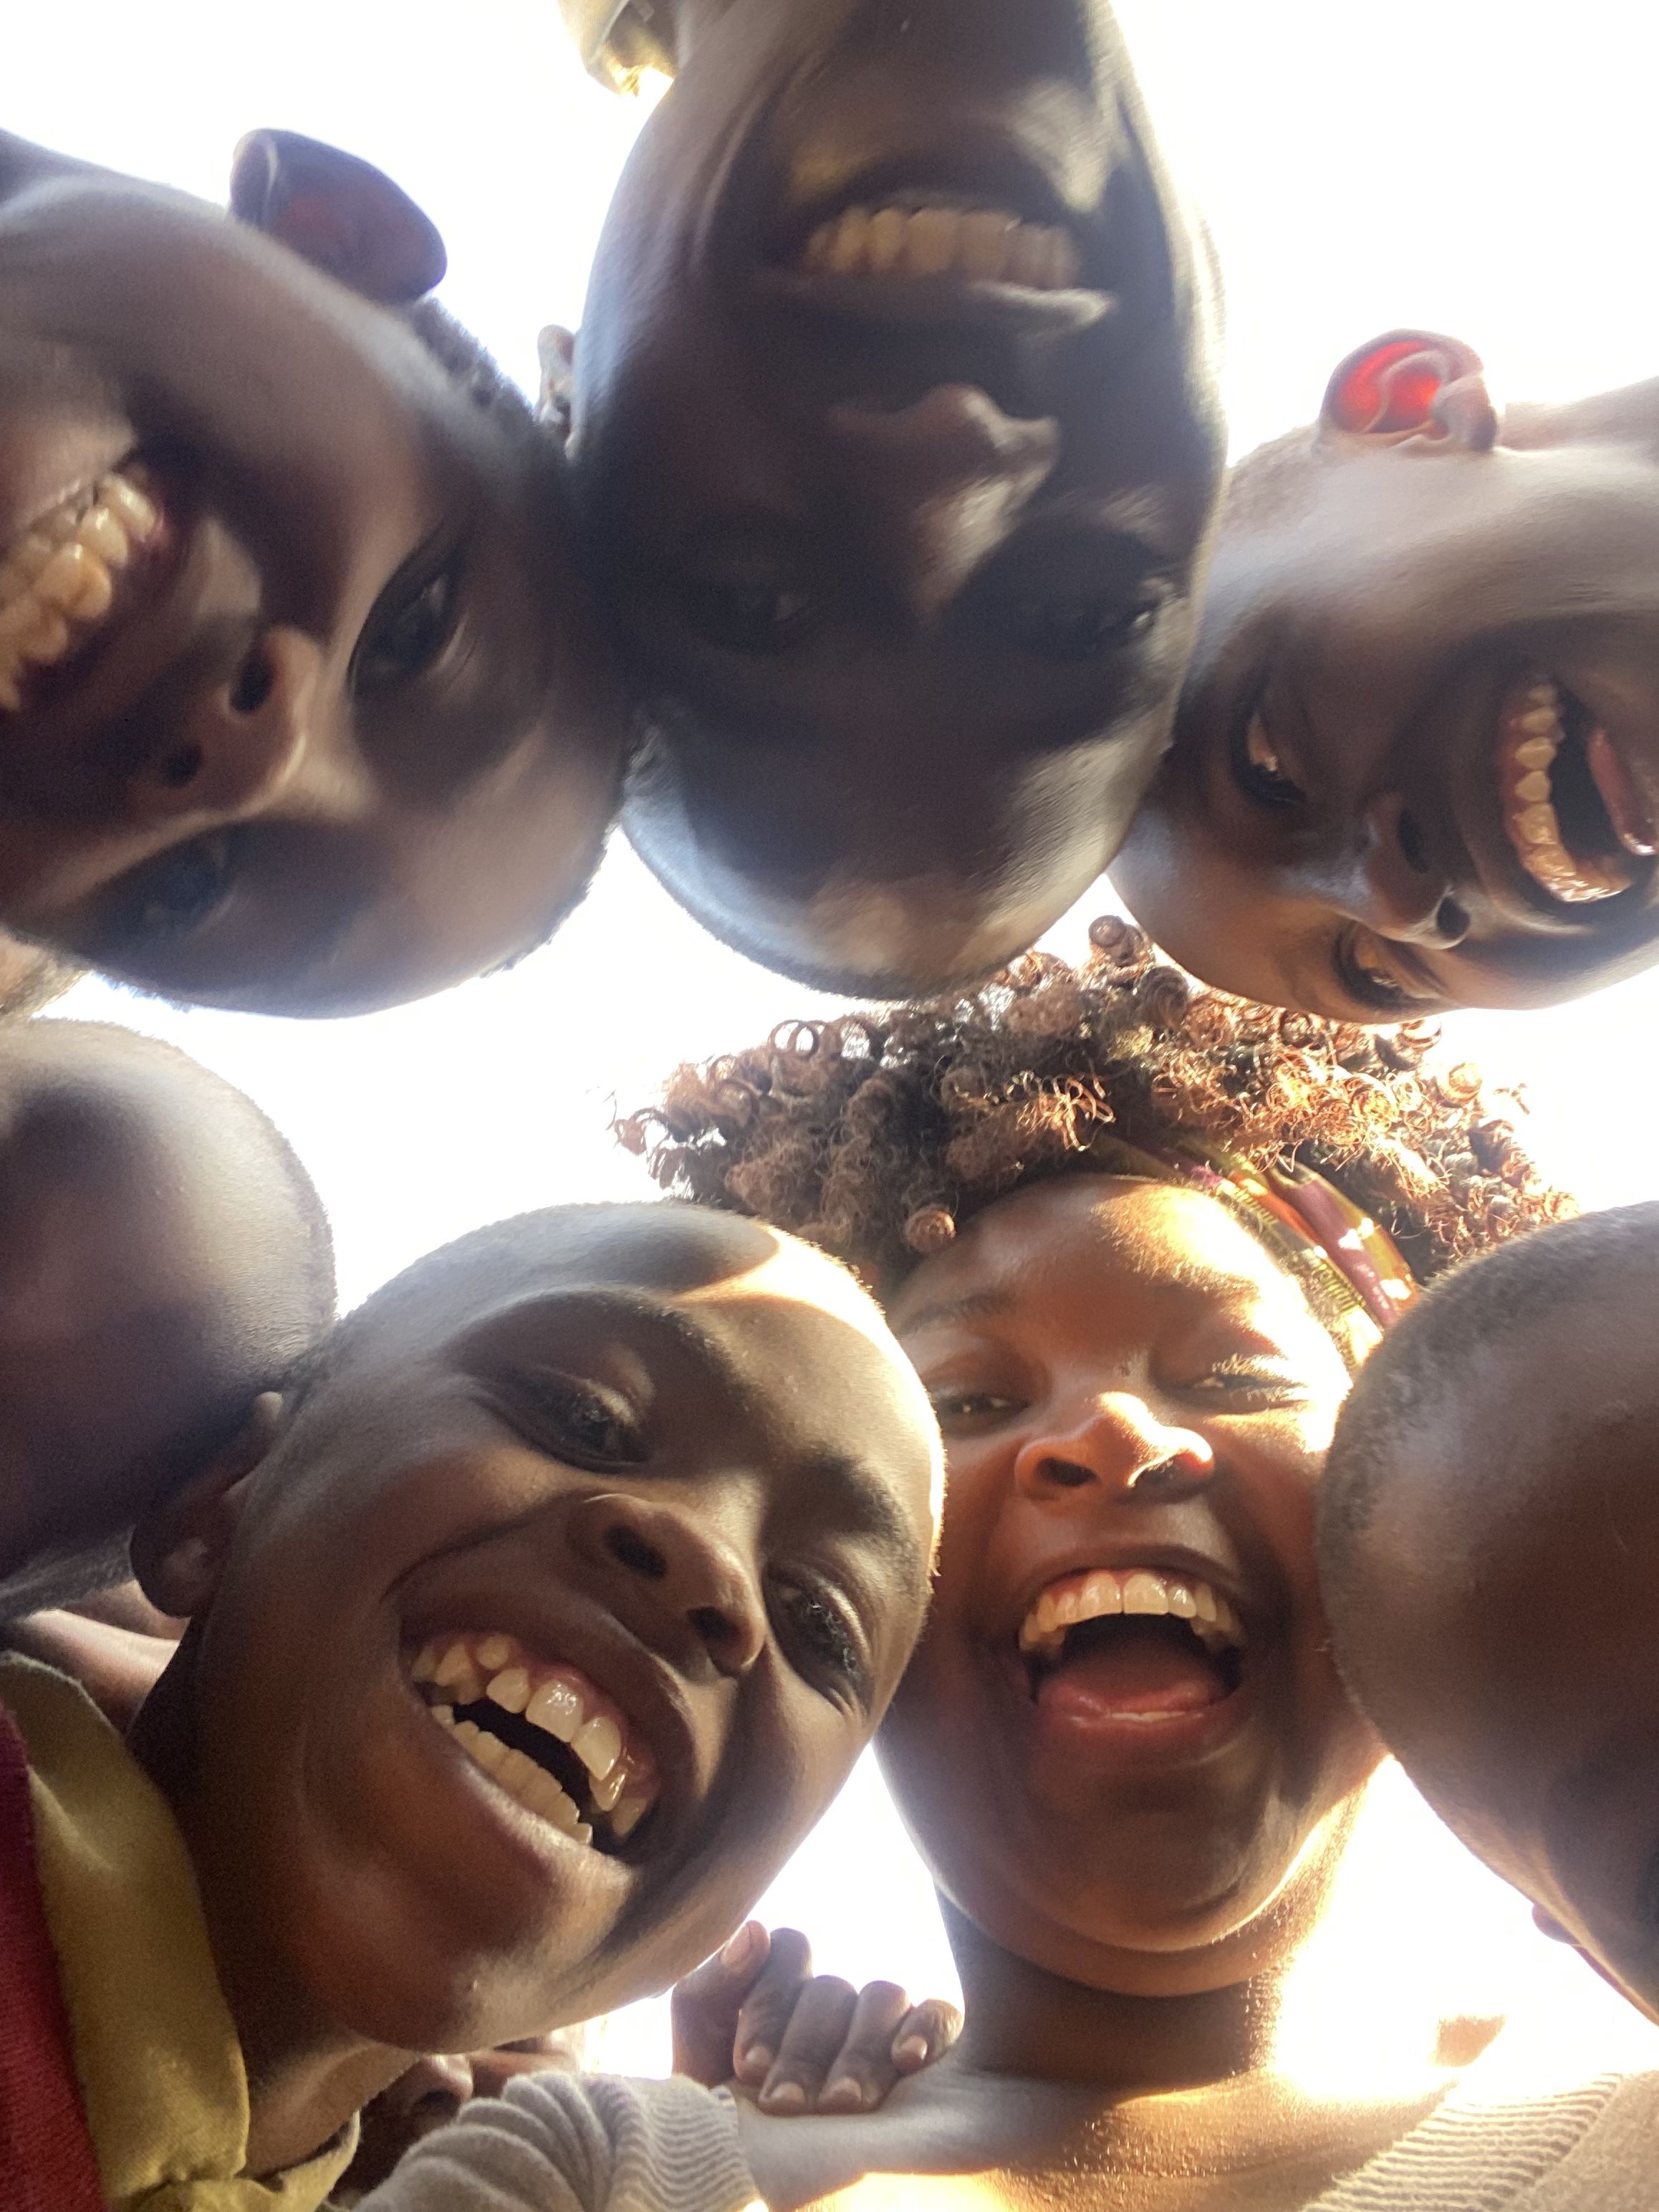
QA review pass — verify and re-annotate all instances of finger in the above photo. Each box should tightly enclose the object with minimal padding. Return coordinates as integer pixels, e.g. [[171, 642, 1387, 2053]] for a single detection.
[[730, 1928, 815, 2084], [813, 1982, 912, 2113], [756, 1976, 858, 2112], [890, 1998, 963, 2075], [670, 1921, 772, 2084]]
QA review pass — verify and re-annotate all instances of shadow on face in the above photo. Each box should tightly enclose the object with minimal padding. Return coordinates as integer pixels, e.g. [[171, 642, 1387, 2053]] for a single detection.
[[877, 1173, 1373, 1999], [1115, 332, 1659, 1020], [565, 0, 1224, 992], [135, 1203, 941, 2054], [0, 130, 623, 1016]]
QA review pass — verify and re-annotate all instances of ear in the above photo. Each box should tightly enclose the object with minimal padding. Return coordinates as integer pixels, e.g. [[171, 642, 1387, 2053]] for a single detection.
[[1320, 330, 1499, 455], [229, 130, 447, 305], [130, 1392, 285, 1619], [537, 325, 577, 447]]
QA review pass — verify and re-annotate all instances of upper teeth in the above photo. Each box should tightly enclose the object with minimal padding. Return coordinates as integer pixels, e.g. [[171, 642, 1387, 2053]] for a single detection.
[[1496, 672, 1634, 904], [798, 203, 1082, 289], [410, 1632, 656, 1846], [1017, 1567, 1244, 1665], [0, 472, 161, 713]]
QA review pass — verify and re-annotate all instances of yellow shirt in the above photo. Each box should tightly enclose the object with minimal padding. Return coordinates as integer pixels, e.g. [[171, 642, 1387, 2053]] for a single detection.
[[0, 1656, 356, 2212]]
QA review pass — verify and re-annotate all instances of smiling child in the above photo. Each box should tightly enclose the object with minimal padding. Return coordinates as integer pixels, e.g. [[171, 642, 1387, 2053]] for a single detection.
[[3, 1201, 941, 2203], [1319, 1203, 1659, 2026], [1115, 332, 1659, 1020], [0, 128, 622, 1016]]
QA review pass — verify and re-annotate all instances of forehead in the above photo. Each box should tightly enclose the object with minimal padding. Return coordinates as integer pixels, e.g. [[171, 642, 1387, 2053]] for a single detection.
[[891, 1173, 1312, 1332]]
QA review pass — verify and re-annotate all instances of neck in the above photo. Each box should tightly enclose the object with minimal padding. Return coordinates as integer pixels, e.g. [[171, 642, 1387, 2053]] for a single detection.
[[130, 1648, 406, 2178], [946, 1903, 1287, 2096]]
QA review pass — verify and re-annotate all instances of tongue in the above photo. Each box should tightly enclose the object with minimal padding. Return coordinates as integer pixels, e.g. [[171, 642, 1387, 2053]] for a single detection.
[[1037, 1619, 1228, 1723], [1586, 726, 1658, 858]]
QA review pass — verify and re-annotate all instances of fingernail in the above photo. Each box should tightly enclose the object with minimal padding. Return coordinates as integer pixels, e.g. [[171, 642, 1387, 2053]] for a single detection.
[[721, 1921, 762, 1971], [742, 2045, 774, 2074], [893, 2036, 929, 2068], [763, 2080, 807, 2112], [819, 2076, 865, 2111]]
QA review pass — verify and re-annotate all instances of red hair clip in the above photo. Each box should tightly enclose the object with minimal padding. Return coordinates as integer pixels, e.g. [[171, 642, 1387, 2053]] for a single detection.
[[1324, 332, 1480, 436]]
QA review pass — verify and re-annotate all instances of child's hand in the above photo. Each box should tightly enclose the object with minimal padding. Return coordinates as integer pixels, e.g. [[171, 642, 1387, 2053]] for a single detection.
[[670, 1922, 961, 2115]]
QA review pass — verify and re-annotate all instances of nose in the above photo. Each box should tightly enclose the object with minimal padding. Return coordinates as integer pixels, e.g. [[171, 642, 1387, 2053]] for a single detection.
[[1014, 1393, 1216, 1503], [827, 386, 1061, 627], [568, 1493, 769, 1680], [1346, 791, 1470, 947], [128, 625, 321, 823]]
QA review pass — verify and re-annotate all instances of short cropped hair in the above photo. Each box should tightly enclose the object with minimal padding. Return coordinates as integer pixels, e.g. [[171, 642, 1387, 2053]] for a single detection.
[[1317, 1206, 1659, 1601]]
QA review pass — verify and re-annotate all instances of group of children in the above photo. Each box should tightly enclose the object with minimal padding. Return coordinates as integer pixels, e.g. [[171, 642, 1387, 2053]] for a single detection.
[[8, 0, 1659, 2202]]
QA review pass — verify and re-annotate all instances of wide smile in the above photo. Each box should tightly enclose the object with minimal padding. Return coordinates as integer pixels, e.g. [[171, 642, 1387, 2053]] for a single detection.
[[759, 173, 1116, 336], [1494, 668, 1656, 906], [1014, 1559, 1254, 1762], [0, 464, 170, 717], [408, 1629, 660, 1857]]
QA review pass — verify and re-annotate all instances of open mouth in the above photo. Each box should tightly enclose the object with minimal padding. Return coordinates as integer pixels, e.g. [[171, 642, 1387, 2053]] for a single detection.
[[1019, 1565, 1246, 1723], [409, 1631, 658, 1856], [1496, 670, 1655, 906], [0, 466, 167, 716]]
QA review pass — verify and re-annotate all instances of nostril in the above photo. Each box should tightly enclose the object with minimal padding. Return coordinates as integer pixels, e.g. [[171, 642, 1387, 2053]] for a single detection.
[[157, 743, 204, 791], [229, 646, 276, 716], [1397, 809, 1429, 873], [688, 1604, 735, 1648], [1435, 895, 1470, 943], [605, 1523, 667, 1579], [1043, 1458, 1094, 1489]]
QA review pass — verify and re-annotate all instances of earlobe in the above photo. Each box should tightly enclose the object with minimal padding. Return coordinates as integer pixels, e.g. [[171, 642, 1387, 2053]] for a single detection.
[[1320, 331, 1499, 453], [130, 1392, 284, 1619], [229, 130, 447, 305]]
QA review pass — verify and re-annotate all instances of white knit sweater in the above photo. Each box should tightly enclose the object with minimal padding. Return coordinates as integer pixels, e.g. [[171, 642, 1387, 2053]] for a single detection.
[[355, 2064, 1659, 2211]]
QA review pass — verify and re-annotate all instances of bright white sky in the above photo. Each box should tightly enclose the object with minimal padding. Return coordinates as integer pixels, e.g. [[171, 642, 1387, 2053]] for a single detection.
[[15, 0, 1659, 2082]]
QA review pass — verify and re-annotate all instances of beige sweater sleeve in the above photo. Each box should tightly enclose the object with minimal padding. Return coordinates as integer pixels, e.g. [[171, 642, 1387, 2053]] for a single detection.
[[352, 2073, 759, 2212]]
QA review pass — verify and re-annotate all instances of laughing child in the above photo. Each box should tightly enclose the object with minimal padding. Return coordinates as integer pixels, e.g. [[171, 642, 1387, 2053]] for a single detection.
[[0, 126, 622, 1017], [1319, 1202, 1659, 2024], [3, 1201, 941, 2204]]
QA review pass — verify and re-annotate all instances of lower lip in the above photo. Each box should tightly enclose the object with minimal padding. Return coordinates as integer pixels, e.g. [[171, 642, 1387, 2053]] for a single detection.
[[1028, 1664, 1256, 1767]]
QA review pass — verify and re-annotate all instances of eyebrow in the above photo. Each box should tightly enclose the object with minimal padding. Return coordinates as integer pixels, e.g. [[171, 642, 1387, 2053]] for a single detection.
[[796, 1446, 930, 1595], [897, 1259, 1276, 1342]]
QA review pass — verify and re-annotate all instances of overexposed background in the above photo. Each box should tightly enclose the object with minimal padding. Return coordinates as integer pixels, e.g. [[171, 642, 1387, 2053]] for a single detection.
[[14, 0, 1659, 2079]]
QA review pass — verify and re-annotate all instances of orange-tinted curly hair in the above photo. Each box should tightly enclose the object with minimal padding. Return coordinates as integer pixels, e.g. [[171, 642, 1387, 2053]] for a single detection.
[[620, 920, 1572, 1298]]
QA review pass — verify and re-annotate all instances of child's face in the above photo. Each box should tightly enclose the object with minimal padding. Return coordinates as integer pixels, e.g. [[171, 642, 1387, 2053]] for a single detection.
[[879, 1175, 1371, 1996], [1328, 1294, 1659, 2021], [1115, 338, 1659, 1020], [0, 1021, 326, 1612], [567, 0, 1224, 993], [0, 133, 620, 1015], [148, 1208, 939, 2054]]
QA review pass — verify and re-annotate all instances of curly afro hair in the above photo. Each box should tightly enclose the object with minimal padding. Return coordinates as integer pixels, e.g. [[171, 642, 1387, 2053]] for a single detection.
[[620, 920, 1572, 1301]]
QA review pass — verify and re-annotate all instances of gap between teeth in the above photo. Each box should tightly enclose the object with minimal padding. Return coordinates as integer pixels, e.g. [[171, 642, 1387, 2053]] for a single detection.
[[1497, 673, 1632, 903], [0, 472, 160, 714], [1018, 1567, 1243, 1663], [412, 1632, 655, 1843], [798, 203, 1081, 288]]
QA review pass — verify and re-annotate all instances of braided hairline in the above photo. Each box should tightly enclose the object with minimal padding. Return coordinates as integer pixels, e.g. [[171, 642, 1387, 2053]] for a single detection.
[[620, 920, 1572, 1297]]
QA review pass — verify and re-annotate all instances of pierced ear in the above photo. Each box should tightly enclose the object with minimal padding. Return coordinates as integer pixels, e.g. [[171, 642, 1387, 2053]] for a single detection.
[[130, 1393, 284, 1620], [229, 130, 447, 305], [538, 325, 577, 446], [1321, 330, 1498, 453]]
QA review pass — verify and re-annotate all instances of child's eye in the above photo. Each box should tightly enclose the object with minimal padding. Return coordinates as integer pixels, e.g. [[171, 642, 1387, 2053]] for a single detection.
[[509, 1371, 645, 1468], [927, 1388, 1022, 1433], [353, 552, 463, 692], [1005, 590, 1160, 663], [1185, 1357, 1310, 1408], [678, 577, 819, 655], [1333, 925, 1432, 1014], [1234, 709, 1307, 807], [104, 830, 237, 946], [772, 1579, 867, 1702]]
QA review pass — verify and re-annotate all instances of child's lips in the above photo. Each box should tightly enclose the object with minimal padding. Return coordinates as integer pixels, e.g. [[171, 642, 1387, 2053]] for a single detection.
[[408, 1628, 661, 1854], [0, 465, 170, 716]]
